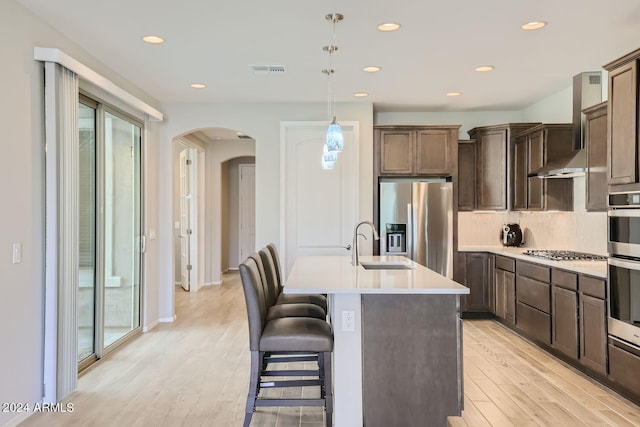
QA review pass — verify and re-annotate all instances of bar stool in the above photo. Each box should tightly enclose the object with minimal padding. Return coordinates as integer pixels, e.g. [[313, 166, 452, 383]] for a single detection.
[[263, 244, 328, 312], [239, 257, 333, 427], [247, 254, 325, 321]]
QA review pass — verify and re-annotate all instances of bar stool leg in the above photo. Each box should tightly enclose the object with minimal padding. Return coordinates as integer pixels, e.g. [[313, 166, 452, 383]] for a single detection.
[[243, 351, 262, 427], [323, 352, 333, 427]]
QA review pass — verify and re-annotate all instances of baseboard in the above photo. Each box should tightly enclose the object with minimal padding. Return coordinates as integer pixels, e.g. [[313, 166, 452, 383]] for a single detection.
[[461, 311, 495, 320], [4, 411, 33, 427], [158, 315, 176, 323], [208, 281, 222, 286], [143, 319, 159, 332]]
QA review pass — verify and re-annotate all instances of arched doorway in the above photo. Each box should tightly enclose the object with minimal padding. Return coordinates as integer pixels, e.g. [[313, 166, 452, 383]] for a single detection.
[[172, 127, 256, 293]]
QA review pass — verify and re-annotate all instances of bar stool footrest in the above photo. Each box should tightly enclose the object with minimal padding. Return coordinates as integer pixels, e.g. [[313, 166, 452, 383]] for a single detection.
[[260, 379, 323, 388], [262, 369, 320, 376], [255, 398, 326, 407]]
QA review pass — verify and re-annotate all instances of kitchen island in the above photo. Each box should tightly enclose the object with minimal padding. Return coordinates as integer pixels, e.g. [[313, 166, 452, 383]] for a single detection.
[[284, 255, 470, 427]]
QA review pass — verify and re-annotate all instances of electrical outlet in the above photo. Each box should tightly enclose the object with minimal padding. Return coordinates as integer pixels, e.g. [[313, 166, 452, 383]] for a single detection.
[[342, 310, 355, 332]]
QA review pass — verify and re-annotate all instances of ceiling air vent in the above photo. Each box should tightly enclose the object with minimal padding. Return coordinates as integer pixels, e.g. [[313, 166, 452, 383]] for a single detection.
[[250, 64, 286, 75]]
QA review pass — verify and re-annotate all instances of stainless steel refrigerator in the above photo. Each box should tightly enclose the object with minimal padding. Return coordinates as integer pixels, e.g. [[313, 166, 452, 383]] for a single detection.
[[379, 179, 453, 278]]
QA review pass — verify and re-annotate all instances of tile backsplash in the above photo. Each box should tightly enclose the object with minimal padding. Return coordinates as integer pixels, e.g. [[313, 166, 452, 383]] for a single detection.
[[458, 176, 607, 255]]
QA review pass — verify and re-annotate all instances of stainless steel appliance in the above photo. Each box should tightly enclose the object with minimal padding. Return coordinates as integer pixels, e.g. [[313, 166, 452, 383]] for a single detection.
[[523, 249, 606, 261], [608, 190, 640, 257], [608, 190, 640, 347], [379, 179, 453, 278]]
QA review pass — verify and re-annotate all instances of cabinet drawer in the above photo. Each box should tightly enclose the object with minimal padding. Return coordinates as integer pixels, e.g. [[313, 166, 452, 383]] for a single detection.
[[552, 269, 577, 291], [495, 255, 515, 272], [517, 275, 550, 313], [608, 338, 640, 398], [517, 260, 550, 282], [580, 276, 606, 299], [517, 302, 551, 345]]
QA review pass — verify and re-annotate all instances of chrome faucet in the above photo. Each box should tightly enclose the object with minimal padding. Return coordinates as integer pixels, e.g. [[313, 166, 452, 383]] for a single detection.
[[352, 220, 380, 266]]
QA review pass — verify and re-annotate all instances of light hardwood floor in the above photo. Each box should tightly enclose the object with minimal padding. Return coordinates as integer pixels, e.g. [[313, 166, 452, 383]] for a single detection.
[[20, 272, 640, 427]]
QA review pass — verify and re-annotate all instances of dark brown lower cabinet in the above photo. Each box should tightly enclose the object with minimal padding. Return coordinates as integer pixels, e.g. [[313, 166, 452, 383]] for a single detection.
[[495, 264, 515, 324], [516, 302, 551, 344], [461, 252, 493, 314], [515, 261, 552, 345], [608, 337, 640, 401], [580, 293, 607, 374], [552, 286, 579, 359]]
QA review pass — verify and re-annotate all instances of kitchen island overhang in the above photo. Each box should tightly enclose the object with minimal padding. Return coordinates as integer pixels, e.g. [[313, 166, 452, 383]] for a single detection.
[[284, 255, 469, 427]]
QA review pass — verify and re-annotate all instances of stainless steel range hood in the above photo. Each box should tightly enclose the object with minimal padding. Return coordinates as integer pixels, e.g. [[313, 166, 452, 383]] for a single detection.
[[528, 148, 586, 178], [529, 72, 602, 178]]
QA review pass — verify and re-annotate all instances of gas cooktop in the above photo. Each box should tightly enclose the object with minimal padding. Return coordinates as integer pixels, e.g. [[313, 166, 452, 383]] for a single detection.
[[522, 250, 606, 261]]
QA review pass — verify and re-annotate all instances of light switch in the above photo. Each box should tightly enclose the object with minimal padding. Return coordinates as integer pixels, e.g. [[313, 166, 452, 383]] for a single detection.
[[12, 243, 22, 264], [149, 229, 156, 240], [174, 221, 180, 229]]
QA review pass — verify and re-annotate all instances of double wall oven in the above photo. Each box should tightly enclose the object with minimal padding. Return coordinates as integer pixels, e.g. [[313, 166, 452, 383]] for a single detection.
[[608, 190, 640, 347]]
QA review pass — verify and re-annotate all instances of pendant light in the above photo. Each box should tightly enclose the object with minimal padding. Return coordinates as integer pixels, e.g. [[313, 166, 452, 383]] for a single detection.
[[321, 142, 338, 169], [321, 13, 343, 169]]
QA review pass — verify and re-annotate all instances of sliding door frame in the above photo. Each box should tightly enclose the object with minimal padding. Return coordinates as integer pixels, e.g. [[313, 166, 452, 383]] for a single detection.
[[77, 91, 145, 372]]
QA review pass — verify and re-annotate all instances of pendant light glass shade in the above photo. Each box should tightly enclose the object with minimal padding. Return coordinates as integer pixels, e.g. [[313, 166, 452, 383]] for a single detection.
[[321, 142, 338, 169], [326, 116, 343, 152]]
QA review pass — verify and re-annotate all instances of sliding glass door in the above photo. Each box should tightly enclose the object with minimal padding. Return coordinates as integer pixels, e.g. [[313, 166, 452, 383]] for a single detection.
[[103, 111, 142, 347], [78, 96, 143, 370], [78, 100, 97, 363]]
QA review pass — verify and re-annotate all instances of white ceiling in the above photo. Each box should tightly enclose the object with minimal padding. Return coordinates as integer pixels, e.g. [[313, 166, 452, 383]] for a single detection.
[[17, 0, 640, 113]]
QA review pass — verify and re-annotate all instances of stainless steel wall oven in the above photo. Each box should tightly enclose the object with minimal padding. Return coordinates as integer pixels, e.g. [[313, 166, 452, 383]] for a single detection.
[[608, 190, 640, 347]]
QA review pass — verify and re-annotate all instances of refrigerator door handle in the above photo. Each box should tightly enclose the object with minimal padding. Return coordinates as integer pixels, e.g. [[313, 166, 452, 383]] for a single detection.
[[407, 202, 416, 260]]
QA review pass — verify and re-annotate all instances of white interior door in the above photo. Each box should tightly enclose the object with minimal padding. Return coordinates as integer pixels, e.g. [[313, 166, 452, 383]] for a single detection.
[[281, 121, 359, 275], [179, 149, 191, 291], [239, 164, 256, 263]]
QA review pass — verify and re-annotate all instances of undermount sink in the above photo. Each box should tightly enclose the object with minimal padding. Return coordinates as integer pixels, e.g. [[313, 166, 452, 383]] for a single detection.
[[359, 261, 414, 270]]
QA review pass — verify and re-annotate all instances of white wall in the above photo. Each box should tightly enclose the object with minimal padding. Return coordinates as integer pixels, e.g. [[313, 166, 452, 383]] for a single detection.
[[0, 4, 45, 422], [521, 84, 573, 123], [0, 1, 162, 425]]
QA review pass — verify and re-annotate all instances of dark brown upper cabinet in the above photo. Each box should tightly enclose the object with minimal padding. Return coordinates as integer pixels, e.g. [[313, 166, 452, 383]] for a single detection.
[[457, 139, 476, 211], [604, 48, 640, 187], [374, 126, 459, 176], [468, 123, 540, 210], [512, 124, 574, 211], [583, 101, 608, 211]]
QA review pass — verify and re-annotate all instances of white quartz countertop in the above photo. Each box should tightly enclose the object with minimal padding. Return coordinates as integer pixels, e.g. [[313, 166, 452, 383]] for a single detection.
[[458, 246, 607, 278], [283, 255, 470, 295]]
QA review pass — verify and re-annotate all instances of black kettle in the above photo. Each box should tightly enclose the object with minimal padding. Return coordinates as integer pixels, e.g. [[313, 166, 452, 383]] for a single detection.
[[500, 223, 523, 247]]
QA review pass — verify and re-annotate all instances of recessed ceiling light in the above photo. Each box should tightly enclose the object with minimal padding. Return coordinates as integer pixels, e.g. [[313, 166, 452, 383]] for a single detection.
[[363, 66, 381, 73], [474, 65, 494, 72], [353, 92, 369, 97], [446, 92, 462, 97], [521, 21, 547, 30], [378, 23, 401, 32], [142, 36, 164, 44], [190, 83, 207, 89]]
